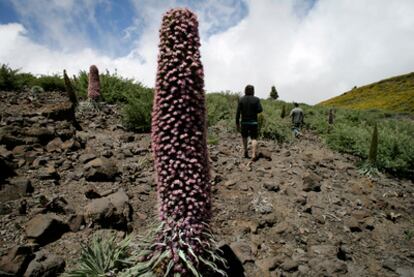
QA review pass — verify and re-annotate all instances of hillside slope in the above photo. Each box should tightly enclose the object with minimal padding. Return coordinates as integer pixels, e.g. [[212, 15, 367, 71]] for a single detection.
[[319, 72, 414, 114], [1, 90, 413, 276]]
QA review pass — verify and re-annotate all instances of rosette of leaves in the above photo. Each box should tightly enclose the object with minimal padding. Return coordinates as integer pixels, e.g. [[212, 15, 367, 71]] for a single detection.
[[123, 8, 226, 277]]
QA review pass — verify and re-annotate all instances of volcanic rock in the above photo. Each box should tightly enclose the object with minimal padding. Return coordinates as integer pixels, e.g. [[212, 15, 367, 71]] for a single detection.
[[23, 250, 65, 277], [84, 189, 132, 229], [84, 157, 119, 182], [302, 171, 322, 192], [0, 245, 35, 276], [25, 214, 68, 245]]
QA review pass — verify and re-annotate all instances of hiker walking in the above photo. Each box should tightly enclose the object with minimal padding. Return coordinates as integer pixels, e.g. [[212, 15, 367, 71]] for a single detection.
[[290, 103, 304, 138], [236, 84, 263, 160]]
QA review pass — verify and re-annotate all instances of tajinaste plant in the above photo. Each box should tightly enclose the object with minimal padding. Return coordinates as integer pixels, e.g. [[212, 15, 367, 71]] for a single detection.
[[359, 123, 380, 177], [368, 123, 378, 166], [63, 69, 78, 107], [88, 65, 100, 101], [123, 8, 226, 277], [63, 69, 81, 130]]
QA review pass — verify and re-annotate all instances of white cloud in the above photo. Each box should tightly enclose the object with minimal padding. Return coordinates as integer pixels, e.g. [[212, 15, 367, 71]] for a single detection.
[[1, 0, 414, 104], [202, 0, 414, 103], [0, 23, 156, 83]]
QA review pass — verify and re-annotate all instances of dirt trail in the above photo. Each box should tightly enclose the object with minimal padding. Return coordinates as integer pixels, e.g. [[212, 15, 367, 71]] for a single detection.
[[209, 126, 414, 276], [0, 92, 413, 276]]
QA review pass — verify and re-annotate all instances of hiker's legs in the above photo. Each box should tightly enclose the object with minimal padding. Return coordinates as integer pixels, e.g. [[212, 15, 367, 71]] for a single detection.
[[241, 124, 249, 157], [251, 139, 257, 159], [242, 137, 248, 157], [250, 125, 258, 160]]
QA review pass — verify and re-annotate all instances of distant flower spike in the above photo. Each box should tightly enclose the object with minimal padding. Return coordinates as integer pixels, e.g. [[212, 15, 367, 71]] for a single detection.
[[368, 123, 378, 165], [88, 65, 100, 101], [63, 69, 78, 107]]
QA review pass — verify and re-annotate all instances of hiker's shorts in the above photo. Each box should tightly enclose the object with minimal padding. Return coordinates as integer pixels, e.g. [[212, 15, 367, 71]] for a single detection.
[[241, 124, 258, 139]]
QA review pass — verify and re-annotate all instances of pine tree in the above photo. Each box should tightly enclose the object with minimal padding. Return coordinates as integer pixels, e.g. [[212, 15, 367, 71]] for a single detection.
[[270, 85, 278, 100]]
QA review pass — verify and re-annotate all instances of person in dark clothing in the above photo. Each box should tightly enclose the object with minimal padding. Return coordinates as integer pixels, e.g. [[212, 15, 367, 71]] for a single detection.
[[290, 102, 304, 138], [236, 85, 263, 160]]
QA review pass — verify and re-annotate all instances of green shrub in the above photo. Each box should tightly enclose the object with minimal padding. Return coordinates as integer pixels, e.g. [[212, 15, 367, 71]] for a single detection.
[[32, 75, 65, 91], [325, 123, 371, 157], [0, 64, 21, 90], [72, 71, 88, 99], [206, 92, 239, 126], [0, 64, 64, 91], [73, 70, 146, 104], [30, 85, 44, 94], [16, 73, 36, 89], [320, 113, 414, 177], [376, 120, 414, 177], [121, 86, 153, 132], [259, 100, 291, 142]]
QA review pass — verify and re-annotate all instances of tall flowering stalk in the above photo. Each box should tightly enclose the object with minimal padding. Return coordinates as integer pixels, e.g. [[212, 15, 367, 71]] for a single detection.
[[63, 69, 78, 107], [368, 123, 378, 165], [88, 65, 100, 101], [124, 8, 226, 277]]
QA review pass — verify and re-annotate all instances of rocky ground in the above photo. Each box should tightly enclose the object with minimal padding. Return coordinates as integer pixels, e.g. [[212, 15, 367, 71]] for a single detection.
[[0, 90, 413, 276]]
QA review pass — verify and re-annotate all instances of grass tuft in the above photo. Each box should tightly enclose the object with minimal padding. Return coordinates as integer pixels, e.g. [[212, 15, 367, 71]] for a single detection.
[[64, 235, 132, 277]]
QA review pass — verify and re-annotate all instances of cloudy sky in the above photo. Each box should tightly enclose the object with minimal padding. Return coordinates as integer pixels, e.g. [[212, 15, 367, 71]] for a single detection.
[[1, 0, 413, 104]]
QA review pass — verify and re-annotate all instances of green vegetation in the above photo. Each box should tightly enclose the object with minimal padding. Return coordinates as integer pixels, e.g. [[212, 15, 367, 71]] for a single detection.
[[65, 235, 132, 277], [319, 72, 414, 114], [121, 87, 153, 133], [30, 85, 44, 94], [259, 101, 291, 142], [1, 64, 413, 178], [72, 69, 149, 104], [207, 132, 219, 145], [206, 92, 239, 127], [0, 64, 64, 91], [405, 229, 414, 241], [368, 123, 378, 166], [203, 95, 414, 178], [309, 108, 414, 178]]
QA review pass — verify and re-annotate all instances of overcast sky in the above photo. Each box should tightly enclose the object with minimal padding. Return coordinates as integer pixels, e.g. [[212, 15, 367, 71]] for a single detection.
[[1, 0, 413, 104]]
